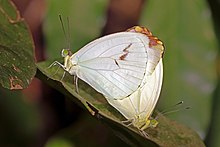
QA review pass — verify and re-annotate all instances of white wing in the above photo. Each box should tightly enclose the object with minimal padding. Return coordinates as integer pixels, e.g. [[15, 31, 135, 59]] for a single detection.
[[106, 60, 163, 124], [71, 32, 163, 100]]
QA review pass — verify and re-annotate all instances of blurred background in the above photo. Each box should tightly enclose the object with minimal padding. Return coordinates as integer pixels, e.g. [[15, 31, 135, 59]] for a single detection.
[[0, 0, 219, 146]]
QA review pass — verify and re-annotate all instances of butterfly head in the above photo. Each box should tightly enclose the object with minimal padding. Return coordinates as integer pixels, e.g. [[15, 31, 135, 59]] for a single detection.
[[61, 49, 77, 75], [132, 115, 158, 131], [61, 48, 71, 57]]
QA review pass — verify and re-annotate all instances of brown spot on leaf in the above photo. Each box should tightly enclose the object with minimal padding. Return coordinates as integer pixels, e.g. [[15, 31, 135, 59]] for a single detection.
[[9, 77, 23, 89], [12, 64, 21, 72], [0, 0, 22, 23]]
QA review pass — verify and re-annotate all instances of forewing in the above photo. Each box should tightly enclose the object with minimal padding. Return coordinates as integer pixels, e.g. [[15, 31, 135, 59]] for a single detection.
[[75, 32, 150, 99], [72, 31, 163, 100]]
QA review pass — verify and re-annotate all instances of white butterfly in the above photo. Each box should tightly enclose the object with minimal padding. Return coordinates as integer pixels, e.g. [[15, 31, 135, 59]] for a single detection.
[[50, 26, 164, 100], [106, 59, 163, 132], [105, 27, 164, 134]]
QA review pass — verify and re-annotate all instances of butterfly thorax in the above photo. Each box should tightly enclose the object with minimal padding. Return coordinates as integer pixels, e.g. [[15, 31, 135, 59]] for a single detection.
[[132, 116, 148, 130], [63, 53, 78, 76]]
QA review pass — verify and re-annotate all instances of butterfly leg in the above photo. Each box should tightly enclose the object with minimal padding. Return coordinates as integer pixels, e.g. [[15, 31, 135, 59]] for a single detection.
[[60, 71, 66, 81], [139, 130, 149, 138], [47, 65, 61, 80], [74, 76, 79, 93], [47, 61, 66, 80], [121, 119, 133, 127], [47, 61, 57, 69], [47, 61, 64, 69]]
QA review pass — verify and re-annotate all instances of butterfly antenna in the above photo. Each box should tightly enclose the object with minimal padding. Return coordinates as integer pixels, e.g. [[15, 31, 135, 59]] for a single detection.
[[67, 16, 71, 50], [160, 101, 184, 114], [160, 106, 191, 116], [59, 14, 69, 50], [155, 101, 190, 119]]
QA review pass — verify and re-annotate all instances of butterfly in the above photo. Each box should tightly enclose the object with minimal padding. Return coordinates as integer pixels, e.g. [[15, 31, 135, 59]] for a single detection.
[[107, 59, 163, 134], [106, 27, 164, 136], [49, 26, 164, 100]]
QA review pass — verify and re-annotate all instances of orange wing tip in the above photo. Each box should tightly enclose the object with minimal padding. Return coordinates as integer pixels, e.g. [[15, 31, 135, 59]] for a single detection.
[[126, 26, 152, 36], [127, 26, 165, 57]]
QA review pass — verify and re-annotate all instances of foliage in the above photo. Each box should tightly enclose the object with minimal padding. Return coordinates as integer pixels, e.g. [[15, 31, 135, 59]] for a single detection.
[[0, 0, 36, 89], [1, 0, 220, 146]]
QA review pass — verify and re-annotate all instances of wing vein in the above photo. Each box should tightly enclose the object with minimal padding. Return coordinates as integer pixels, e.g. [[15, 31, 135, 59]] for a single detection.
[[114, 70, 143, 80], [78, 36, 140, 60], [112, 71, 140, 85], [95, 71, 132, 94], [98, 42, 140, 57]]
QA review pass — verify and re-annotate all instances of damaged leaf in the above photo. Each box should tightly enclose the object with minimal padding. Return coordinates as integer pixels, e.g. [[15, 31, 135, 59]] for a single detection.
[[0, 0, 36, 90]]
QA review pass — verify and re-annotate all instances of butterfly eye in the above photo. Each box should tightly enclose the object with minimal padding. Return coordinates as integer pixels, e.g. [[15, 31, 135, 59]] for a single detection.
[[150, 119, 158, 127], [61, 49, 69, 57]]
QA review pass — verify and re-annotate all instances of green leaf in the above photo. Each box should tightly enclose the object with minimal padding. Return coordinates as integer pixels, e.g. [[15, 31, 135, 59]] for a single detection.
[[0, 0, 36, 89], [36, 59, 205, 147]]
